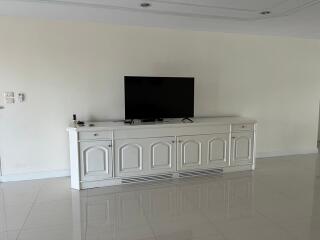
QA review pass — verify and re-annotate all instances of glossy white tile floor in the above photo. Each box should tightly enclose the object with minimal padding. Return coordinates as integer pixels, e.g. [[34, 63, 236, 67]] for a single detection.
[[1, 154, 320, 240]]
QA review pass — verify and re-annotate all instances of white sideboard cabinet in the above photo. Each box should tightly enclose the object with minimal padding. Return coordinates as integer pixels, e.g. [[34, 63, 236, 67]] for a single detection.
[[67, 117, 257, 190]]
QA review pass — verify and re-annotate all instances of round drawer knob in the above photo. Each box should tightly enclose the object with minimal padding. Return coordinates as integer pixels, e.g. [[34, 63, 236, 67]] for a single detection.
[[93, 133, 99, 136]]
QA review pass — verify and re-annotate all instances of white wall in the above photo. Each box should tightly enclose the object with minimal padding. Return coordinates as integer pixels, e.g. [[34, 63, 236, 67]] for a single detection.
[[318, 103, 320, 143], [0, 17, 320, 178]]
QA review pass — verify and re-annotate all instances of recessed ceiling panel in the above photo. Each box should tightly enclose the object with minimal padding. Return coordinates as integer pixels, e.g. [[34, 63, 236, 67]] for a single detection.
[[19, 0, 320, 20], [2, 0, 320, 38], [151, 0, 285, 11]]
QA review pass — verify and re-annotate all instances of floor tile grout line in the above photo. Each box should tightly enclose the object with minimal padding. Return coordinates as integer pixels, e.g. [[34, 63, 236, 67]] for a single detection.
[[254, 208, 301, 240], [15, 182, 44, 240], [0, 186, 10, 235], [254, 175, 318, 212], [136, 190, 159, 240], [178, 183, 229, 240], [138, 181, 229, 240], [205, 178, 297, 240], [84, 189, 89, 240], [223, 175, 306, 240], [138, 189, 164, 240]]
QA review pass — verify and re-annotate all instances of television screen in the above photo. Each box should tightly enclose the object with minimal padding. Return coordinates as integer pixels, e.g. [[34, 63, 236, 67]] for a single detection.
[[125, 76, 194, 120]]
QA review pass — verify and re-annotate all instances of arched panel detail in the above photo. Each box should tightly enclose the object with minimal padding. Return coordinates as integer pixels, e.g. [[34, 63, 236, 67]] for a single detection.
[[83, 146, 109, 175], [119, 143, 143, 172], [150, 142, 172, 169], [181, 140, 202, 166], [234, 136, 252, 161], [208, 138, 227, 163]]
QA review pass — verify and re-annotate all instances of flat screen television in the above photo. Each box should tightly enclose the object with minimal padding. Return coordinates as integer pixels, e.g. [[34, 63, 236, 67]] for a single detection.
[[125, 76, 194, 120]]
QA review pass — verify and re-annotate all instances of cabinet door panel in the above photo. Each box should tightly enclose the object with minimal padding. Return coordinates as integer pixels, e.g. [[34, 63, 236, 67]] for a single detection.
[[80, 141, 112, 181], [86, 149, 106, 173], [178, 134, 229, 171], [151, 142, 171, 168], [231, 132, 254, 166], [182, 140, 202, 166], [177, 136, 203, 170], [149, 137, 176, 174], [120, 144, 142, 172], [115, 137, 176, 177], [115, 140, 144, 177], [207, 134, 229, 168]]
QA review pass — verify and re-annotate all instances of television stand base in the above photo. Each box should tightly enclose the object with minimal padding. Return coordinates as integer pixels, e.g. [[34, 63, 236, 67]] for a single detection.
[[181, 118, 194, 123], [142, 118, 163, 123], [67, 117, 257, 190]]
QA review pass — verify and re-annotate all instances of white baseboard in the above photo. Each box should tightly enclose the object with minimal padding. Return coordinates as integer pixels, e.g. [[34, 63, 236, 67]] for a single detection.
[[256, 148, 319, 159], [0, 169, 70, 182]]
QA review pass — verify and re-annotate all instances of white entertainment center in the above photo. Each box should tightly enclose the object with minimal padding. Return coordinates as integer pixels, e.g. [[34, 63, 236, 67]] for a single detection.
[[67, 117, 257, 190]]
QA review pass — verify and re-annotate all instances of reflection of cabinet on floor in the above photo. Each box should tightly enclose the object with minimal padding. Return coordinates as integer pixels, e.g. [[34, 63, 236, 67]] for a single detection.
[[71, 173, 254, 240], [68, 117, 257, 189]]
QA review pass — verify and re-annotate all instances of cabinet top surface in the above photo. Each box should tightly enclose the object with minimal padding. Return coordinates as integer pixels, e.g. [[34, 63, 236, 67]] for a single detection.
[[67, 117, 257, 132]]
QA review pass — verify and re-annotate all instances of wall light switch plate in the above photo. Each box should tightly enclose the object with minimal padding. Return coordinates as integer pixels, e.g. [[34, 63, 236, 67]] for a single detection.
[[3, 92, 15, 104], [4, 92, 14, 98]]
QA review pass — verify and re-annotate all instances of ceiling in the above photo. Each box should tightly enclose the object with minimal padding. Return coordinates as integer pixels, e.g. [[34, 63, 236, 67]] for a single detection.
[[1, 0, 320, 38]]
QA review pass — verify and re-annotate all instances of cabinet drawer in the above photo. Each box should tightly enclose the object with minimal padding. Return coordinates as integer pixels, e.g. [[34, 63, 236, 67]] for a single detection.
[[232, 124, 254, 132], [79, 131, 112, 141]]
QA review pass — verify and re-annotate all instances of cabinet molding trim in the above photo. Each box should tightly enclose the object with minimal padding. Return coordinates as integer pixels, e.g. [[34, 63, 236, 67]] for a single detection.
[[83, 146, 109, 175], [119, 143, 143, 172], [181, 139, 202, 166], [208, 137, 227, 163], [150, 141, 172, 169], [233, 136, 252, 162]]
